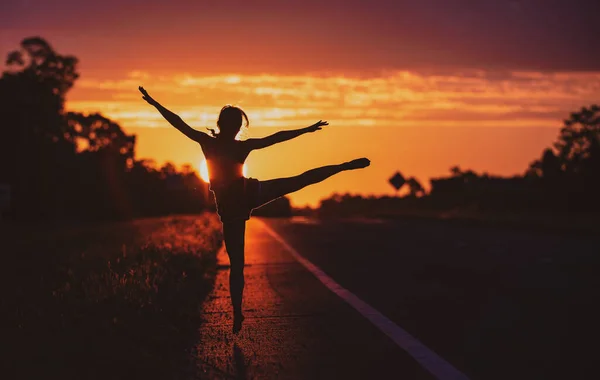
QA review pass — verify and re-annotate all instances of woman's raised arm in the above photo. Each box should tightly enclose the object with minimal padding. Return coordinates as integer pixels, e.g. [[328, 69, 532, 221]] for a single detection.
[[139, 86, 209, 143], [244, 120, 328, 151]]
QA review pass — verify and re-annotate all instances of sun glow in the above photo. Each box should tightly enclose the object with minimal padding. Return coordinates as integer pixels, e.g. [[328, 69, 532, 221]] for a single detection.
[[200, 159, 247, 183]]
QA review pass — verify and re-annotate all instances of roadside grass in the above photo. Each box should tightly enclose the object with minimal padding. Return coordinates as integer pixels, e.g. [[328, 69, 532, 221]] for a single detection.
[[5, 213, 223, 380]]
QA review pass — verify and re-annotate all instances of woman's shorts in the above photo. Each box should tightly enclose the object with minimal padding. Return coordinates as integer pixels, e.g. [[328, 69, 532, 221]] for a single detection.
[[210, 177, 262, 222]]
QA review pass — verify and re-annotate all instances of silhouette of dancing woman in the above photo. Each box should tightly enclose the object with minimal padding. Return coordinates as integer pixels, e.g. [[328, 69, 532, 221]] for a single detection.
[[139, 86, 370, 333]]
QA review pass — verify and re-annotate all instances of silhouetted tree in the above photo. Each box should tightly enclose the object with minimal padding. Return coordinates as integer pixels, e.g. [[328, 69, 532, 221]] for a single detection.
[[406, 177, 425, 197], [0, 36, 210, 221], [450, 166, 462, 176], [0, 37, 80, 219], [526, 104, 600, 210], [5, 37, 79, 97], [527, 148, 562, 179], [555, 105, 600, 175], [66, 112, 136, 160]]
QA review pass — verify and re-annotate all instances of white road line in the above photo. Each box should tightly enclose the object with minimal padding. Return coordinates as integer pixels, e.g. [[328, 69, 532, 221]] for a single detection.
[[256, 219, 470, 380]]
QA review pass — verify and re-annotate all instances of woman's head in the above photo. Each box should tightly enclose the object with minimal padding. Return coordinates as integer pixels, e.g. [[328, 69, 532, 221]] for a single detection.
[[209, 105, 249, 139]]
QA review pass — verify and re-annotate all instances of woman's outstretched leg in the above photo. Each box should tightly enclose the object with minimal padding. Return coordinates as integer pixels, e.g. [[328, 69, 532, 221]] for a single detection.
[[222, 220, 246, 334], [255, 158, 370, 207]]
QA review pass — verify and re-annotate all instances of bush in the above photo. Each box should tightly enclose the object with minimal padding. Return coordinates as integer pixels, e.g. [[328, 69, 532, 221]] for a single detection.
[[6, 213, 223, 380]]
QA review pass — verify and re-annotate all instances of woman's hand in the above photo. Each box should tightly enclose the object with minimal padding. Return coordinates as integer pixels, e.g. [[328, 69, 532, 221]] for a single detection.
[[307, 120, 329, 132], [138, 86, 157, 105]]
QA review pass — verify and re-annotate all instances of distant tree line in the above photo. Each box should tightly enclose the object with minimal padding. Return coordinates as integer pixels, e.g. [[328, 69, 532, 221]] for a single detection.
[[0, 37, 213, 221], [318, 105, 600, 217]]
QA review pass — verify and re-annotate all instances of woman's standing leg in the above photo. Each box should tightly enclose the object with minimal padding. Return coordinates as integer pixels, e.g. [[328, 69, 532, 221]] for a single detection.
[[222, 219, 246, 333]]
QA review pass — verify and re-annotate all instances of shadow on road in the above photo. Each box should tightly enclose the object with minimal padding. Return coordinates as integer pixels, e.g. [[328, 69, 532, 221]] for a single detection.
[[233, 343, 248, 379]]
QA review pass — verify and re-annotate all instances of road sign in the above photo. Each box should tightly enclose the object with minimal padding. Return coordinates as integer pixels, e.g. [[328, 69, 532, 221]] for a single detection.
[[389, 172, 405, 191]]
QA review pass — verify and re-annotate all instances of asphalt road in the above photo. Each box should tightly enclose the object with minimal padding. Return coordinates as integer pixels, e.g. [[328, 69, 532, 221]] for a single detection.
[[197, 219, 435, 379], [197, 216, 600, 380]]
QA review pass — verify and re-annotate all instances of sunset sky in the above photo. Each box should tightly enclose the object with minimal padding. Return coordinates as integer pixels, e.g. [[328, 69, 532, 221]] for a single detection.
[[2, 0, 600, 206]]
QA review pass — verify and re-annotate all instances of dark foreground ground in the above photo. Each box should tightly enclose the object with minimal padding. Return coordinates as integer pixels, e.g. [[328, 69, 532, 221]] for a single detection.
[[3, 214, 223, 380], [261, 216, 600, 380], [3, 214, 598, 379]]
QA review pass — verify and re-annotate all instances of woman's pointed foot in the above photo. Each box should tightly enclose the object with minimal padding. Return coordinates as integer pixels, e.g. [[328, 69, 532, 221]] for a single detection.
[[233, 313, 245, 334], [343, 158, 371, 170]]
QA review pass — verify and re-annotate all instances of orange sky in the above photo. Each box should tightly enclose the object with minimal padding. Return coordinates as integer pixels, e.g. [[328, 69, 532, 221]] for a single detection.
[[3, 1, 600, 206], [60, 70, 599, 206], [121, 124, 558, 207]]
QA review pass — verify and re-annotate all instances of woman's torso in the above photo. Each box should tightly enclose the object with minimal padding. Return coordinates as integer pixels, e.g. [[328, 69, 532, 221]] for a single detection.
[[201, 137, 250, 188]]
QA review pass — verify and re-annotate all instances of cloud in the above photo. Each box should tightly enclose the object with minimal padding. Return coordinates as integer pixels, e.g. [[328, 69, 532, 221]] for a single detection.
[[67, 69, 600, 129]]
